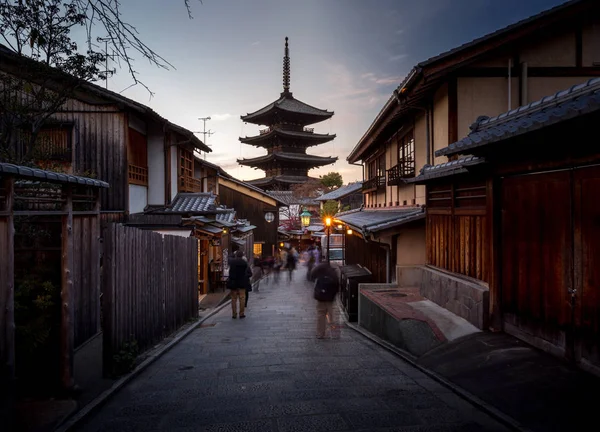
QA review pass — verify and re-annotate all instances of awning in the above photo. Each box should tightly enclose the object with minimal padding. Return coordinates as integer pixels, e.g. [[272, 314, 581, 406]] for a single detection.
[[337, 207, 425, 237]]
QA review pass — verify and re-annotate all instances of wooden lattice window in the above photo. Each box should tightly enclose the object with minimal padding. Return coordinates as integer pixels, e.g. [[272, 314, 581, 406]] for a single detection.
[[397, 130, 415, 178], [178, 147, 201, 192], [253, 243, 263, 256], [128, 127, 148, 186]]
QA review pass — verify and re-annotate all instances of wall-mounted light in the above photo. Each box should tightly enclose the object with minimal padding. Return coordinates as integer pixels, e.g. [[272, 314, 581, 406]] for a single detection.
[[337, 224, 343, 230], [222, 228, 227, 234], [347, 228, 353, 235], [264, 212, 275, 223]]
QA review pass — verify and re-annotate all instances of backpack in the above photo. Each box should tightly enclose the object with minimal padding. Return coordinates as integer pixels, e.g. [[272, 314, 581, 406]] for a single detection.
[[313, 275, 338, 302]]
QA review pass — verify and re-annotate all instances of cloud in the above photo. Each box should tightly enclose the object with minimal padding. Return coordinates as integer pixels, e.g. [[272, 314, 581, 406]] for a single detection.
[[361, 72, 402, 86], [210, 113, 232, 121], [396, 29, 405, 35], [251, 41, 260, 46], [389, 54, 408, 62]]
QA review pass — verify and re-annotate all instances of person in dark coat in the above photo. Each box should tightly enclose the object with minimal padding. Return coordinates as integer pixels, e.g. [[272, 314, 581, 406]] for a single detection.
[[227, 250, 251, 319], [311, 262, 340, 338]]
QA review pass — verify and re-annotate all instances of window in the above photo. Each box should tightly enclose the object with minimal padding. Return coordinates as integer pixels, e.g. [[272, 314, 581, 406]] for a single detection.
[[178, 147, 201, 192], [128, 127, 148, 185], [27, 127, 72, 161], [253, 243, 263, 256], [397, 130, 415, 178], [377, 153, 386, 186]]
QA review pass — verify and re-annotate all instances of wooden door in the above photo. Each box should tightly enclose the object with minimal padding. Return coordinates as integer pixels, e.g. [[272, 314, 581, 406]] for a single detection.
[[501, 171, 573, 346], [573, 166, 600, 366]]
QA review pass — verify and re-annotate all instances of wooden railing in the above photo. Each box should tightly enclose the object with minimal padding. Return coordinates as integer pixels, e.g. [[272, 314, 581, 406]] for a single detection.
[[128, 164, 148, 186], [362, 176, 385, 192], [179, 175, 202, 193], [387, 160, 415, 186]]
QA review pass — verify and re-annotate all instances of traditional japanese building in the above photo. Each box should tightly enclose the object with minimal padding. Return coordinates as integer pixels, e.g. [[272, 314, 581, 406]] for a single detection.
[[239, 37, 337, 190]]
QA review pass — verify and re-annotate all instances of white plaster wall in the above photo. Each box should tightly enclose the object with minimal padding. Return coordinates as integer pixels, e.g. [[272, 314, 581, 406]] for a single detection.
[[170, 145, 178, 199], [129, 184, 148, 214], [147, 125, 165, 205]]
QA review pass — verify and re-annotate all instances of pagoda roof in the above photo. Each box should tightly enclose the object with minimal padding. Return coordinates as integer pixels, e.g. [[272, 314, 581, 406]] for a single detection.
[[240, 127, 335, 146], [246, 175, 319, 188], [237, 152, 337, 168], [241, 92, 333, 126]]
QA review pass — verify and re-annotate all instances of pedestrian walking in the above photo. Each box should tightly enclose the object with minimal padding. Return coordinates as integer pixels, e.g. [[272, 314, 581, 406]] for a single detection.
[[251, 256, 263, 292], [286, 247, 298, 281], [227, 250, 251, 319], [311, 261, 339, 338], [306, 244, 319, 281]]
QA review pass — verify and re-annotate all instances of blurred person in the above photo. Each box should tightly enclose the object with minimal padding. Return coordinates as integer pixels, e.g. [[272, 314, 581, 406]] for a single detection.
[[311, 261, 339, 339], [227, 250, 250, 319]]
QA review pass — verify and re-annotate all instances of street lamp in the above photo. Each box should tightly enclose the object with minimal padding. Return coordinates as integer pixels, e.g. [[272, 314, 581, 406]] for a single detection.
[[325, 216, 332, 263], [300, 208, 312, 229]]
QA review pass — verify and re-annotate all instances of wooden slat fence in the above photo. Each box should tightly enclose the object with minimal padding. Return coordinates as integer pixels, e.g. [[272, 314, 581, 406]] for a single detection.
[[102, 224, 198, 370]]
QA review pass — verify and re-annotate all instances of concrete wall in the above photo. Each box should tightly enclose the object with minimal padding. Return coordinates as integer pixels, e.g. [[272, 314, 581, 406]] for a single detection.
[[128, 184, 148, 214], [147, 123, 165, 206], [396, 223, 426, 266], [396, 265, 489, 330]]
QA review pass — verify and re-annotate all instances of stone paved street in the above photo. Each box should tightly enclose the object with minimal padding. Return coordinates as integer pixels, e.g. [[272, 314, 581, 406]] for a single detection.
[[76, 268, 510, 432]]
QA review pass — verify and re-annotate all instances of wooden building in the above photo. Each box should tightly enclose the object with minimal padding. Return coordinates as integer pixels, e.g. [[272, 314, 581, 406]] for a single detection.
[[239, 38, 337, 190], [344, 0, 600, 283], [412, 77, 600, 374], [0, 43, 210, 224]]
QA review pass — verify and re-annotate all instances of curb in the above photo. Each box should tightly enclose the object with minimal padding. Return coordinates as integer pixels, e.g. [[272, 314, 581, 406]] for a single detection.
[[55, 299, 232, 432], [339, 306, 531, 432]]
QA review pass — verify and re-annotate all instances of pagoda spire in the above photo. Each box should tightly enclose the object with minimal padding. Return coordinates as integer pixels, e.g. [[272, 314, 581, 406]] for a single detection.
[[282, 37, 291, 95]]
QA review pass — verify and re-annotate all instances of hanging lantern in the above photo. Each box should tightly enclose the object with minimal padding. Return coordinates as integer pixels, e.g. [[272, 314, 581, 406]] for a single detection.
[[264, 211, 275, 223], [300, 208, 312, 228]]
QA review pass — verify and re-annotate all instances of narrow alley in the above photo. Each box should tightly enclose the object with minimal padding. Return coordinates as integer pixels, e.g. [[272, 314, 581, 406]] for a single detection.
[[76, 269, 509, 432]]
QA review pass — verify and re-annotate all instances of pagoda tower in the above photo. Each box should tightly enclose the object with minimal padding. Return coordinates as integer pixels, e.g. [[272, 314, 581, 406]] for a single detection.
[[238, 37, 337, 190]]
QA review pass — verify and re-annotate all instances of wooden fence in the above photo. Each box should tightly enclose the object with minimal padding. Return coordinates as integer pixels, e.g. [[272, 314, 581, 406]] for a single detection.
[[102, 224, 198, 370]]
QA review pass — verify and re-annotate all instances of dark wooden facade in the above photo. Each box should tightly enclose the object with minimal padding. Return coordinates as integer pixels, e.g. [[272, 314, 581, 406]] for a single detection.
[[218, 183, 280, 258], [424, 109, 600, 372], [345, 233, 387, 283]]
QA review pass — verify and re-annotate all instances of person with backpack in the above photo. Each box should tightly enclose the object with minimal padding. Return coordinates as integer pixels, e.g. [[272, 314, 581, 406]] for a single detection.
[[227, 250, 251, 319], [311, 261, 339, 339]]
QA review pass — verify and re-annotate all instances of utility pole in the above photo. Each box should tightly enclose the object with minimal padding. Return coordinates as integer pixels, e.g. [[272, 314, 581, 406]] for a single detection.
[[96, 37, 117, 89], [197, 117, 215, 160]]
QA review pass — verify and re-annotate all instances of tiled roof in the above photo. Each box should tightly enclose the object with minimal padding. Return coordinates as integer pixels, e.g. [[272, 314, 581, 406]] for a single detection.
[[216, 209, 236, 226], [238, 152, 337, 167], [240, 128, 335, 145], [437, 77, 600, 157], [247, 175, 320, 188], [167, 193, 217, 214], [406, 156, 486, 184], [337, 207, 425, 236], [316, 182, 363, 201], [0, 162, 109, 188], [242, 93, 333, 122], [306, 224, 324, 232]]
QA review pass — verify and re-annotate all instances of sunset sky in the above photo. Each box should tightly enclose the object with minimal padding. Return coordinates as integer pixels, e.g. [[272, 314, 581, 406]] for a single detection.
[[104, 0, 567, 184]]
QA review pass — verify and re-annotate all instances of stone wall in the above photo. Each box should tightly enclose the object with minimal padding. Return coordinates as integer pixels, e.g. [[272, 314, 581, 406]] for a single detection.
[[396, 265, 489, 330]]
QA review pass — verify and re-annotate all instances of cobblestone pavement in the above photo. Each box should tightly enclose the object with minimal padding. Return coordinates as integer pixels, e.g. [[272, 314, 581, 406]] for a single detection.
[[76, 267, 510, 432]]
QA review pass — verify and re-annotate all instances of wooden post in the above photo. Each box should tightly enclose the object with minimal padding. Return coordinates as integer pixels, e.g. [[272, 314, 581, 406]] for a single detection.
[[94, 190, 102, 335], [60, 186, 75, 390], [4, 178, 15, 380]]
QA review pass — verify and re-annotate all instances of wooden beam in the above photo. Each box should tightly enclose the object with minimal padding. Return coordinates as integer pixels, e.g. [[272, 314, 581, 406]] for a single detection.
[[448, 77, 458, 144], [456, 66, 600, 78], [60, 186, 75, 390], [575, 25, 583, 68], [487, 178, 502, 331], [3, 178, 15, 381]]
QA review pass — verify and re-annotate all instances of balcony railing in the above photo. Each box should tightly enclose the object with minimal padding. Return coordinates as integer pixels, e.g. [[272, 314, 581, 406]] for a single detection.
[[387, 160, 415, 186], [179, 175, 202, 193], [362, 175, 385, 193], [128, 164, 148, 186]]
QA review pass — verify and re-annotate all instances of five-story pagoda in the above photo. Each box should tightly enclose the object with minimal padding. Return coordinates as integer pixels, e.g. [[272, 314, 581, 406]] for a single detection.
[[239, 37, 337, 190]]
